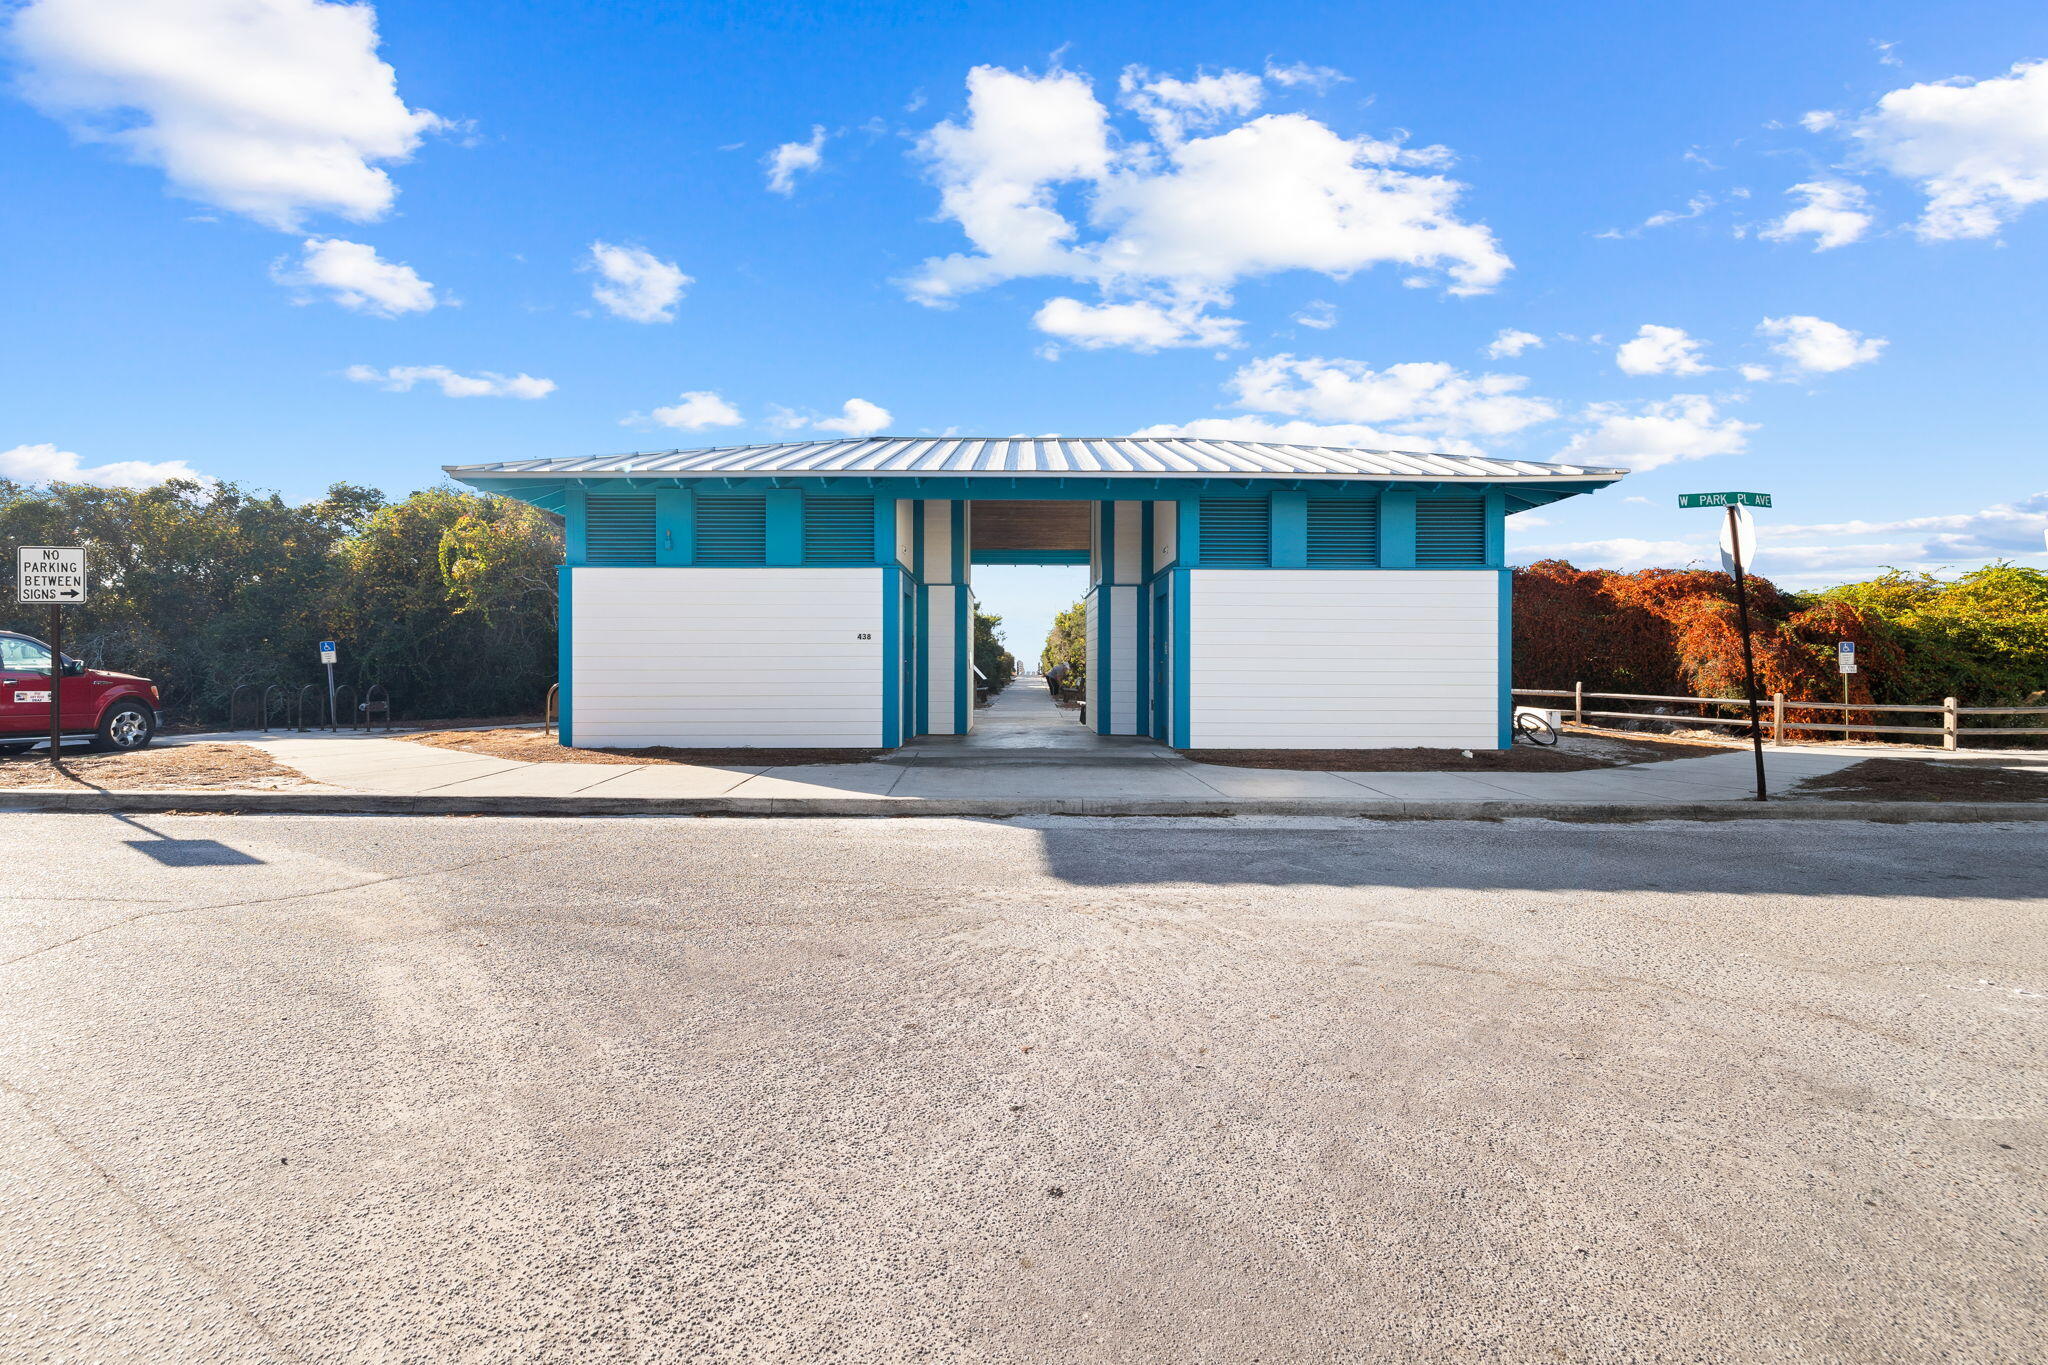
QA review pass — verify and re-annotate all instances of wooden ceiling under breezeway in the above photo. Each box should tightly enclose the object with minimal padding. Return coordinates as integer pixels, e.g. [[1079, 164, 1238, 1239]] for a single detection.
[[969, 500, 1091, 553]]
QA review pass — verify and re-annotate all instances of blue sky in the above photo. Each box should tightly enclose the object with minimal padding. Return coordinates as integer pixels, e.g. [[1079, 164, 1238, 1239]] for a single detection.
[[4, 1, 2045, 656]]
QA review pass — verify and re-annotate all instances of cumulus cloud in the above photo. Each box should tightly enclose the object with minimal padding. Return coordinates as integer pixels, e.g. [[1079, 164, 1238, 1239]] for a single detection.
[[1759, 179, 1874, 250], [1844, 59, 2048, 240], [765, 125, 826, 195], [1227, 353, 1558, 440], [1757, 315, 1886, 373], [8, 0, 443, 230], [585, 242, 691, 323], [638, 391, 742, 431], [1486, 328, 1542, 358], [1767, 492, 2048, 560], [1130, 415, 1466, 455], [344, 364, 553, 398], [1510, 537, 1709, 570], [1615, 324, 1712, 376], [271, 237, 435, 315], [1263, 60, 1348, 93], [1598, 194, 1716, 239], [811, 398, 893, 436], [1559, 394, 1756, 471], [905, 63, 1509, 349], [1033, 296, 1241, 351], [0, 441, 204, 488], [1291, 299, 1337, 330]]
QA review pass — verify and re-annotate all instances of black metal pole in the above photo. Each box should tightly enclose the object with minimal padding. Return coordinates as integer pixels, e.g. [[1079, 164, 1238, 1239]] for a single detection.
[[1726, 505, 1767, 801], [48, 603, 61, 766]]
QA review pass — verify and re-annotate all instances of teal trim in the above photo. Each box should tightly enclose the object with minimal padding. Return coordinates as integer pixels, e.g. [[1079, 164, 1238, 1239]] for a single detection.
[[1270, 492, 1307, 568], [1176, 499, 1201, 568], [563, 487, 589, 565], [1483, 488, 1507, 567], [461, 475, 1620, 506], [556, 565, 573, 746], [1171, 568, 1192, 749], [1498, 568, 1514, 749], [955, 585, 969, 734], [655, 488, 691, 565], [881, 570, 902, 747], [970, 549, 1090, 565], [1149, 576, 1170, 740], [1095, 503, 1114, 733], [950, 501, 966, 582], [1136, 504, 1153, 735], [765, 490, 802, 566], [914, 585, 930, 736], [873, 497, 898, 566], [1379, 491, 1418, 568], [911, 499, 926, 579]]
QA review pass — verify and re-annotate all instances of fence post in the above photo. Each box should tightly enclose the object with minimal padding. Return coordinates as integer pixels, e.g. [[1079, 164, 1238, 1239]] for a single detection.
[[1573, 680, 1583, 726], [1943, 696, 1958, 751], [1771, 692, 1784, 746]]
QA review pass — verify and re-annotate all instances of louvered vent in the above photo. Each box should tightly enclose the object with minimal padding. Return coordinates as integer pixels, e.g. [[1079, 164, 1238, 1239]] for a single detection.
[[1199, 499, 1270, 566], [695, 496, 768, 564], [1306, 499, 1380, 566], [802, 496, 875, 564], [1415, 497, 1487, 565], [585, 495, 656, 565]]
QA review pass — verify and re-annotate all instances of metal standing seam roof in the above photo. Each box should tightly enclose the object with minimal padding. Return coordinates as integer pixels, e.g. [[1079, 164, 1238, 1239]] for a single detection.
[[444, 437, 1626, 483]]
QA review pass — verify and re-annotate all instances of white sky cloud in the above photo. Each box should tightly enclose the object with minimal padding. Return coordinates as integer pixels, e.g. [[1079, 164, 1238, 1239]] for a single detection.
[[639, 391, 742, 430], [344, 364, 553, 398], [1033, 296, 1241, 351], [1558, 394, 1756, 471], [1263, 60, 1348, 92], [271, 236, 435, 315], [1227, 353, 1558, 440], [0, 441, 204, 488], [585, 241, 691, 322], [1615, 324, 1712, 376], [1291, 299, 1337, 330], [1130, 415, 1473, 456], [1509, 537, 1709, 570], [1844, 59, 2048, 240], [1766, 491, 2048, 560], [765, 125, 826, 195], [906, 63, 1509, 348], [9, 0, 443, 230], [1486, 328, 1542, 358], [1757, 314, 1886, 373], [1759, 179, 1873, 250], [811, 398, 893, 436]]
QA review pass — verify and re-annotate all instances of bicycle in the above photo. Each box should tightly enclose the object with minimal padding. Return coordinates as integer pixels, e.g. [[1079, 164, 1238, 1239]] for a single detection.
[[1513, 710, 1559, 746]]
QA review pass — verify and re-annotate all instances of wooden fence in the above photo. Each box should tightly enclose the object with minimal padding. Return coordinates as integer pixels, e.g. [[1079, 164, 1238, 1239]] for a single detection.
[[1513, 684, 2048, 750]]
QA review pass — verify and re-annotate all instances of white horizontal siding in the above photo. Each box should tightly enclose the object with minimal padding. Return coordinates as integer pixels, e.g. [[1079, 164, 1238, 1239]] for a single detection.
[[1188, 569, 1499, 749], [572, 568, 883, 747]]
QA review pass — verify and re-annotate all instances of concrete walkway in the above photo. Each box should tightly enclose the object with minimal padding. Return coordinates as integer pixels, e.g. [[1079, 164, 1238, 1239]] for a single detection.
[[140, 678, 1892, 808]]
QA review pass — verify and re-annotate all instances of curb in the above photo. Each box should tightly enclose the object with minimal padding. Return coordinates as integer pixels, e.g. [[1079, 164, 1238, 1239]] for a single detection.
[[2, 789, 2044, 822]]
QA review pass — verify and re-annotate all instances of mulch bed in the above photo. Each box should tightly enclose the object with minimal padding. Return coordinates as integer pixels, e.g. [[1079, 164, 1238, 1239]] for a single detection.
[[0, 743, 307, 790], [1181, 730, 1719, 772], [404, 728, 886, 767], [1794, 758, 2048, 803]]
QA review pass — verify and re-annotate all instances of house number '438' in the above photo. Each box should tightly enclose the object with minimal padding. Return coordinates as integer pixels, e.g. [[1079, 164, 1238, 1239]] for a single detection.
[[856, 632, 873, 640]]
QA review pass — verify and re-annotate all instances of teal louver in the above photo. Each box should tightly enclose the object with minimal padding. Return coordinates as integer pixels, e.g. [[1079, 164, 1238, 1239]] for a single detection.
[[585, 494, 656, 565], [1198, 499, 1270, 566], [1415, 496, 1487, 565], [802, 496, 876, 564], [1305, 499, 1380, 567], [695, 495, 768, 564]]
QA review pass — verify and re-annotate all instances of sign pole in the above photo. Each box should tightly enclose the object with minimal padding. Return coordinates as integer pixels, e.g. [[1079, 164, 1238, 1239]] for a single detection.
[[1725, 504, 1768, 801], [48, 603, 62, 766]]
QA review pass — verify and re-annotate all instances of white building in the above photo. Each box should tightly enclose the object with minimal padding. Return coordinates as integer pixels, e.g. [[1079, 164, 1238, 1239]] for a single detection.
[[446, 438, 1625, 750]]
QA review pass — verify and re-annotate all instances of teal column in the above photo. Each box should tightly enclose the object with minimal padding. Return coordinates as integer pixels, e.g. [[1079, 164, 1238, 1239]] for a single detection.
[[1483, 488, 1507, 567], [563, 486, 589, 566], [872, 498, 898, 565], [1270, 492, 1307, 568], [766, 490, 802, 565], [556, 564, 573, 746], [1380, 491, 1417, 568], [1176, 498, 1201, 567], [655, 488, 691, 565], [1094, 502, 1114, 733]]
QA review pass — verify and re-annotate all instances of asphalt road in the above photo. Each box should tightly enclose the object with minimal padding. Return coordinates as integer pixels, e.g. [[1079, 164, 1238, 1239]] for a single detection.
[[3, 813, 2043, 1364]]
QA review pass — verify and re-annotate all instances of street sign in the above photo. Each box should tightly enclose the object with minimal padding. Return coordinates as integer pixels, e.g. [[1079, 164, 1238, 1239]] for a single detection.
[[1679, 491, 1772, 508], [14, 546, 88, 604], [1718, 505, 1757, 575], [1838, 641, 1857, 675], [319, 640, 339, 664]]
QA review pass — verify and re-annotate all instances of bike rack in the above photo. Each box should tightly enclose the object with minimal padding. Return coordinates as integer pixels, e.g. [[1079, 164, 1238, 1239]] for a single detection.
[[331, 684, 358, 732], [228, 684, 265, 732], [544, 683, 559, 735], [295, 683, 325, 732], [259, 684, 293, 733], [361, 684, 392, 733]]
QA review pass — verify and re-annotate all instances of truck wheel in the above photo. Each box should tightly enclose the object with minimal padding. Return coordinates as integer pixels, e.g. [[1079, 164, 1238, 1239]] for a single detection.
[[92, 702, 156, 752]]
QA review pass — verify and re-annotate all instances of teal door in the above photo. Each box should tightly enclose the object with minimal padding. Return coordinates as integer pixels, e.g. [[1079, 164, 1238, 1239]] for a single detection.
[[1150, 578, 1171, 740]]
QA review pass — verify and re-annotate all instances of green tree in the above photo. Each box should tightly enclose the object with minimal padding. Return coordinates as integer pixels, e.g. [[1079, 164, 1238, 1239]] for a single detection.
[[972, 609, 1017, 695], [1040, 599, 1087, 681]]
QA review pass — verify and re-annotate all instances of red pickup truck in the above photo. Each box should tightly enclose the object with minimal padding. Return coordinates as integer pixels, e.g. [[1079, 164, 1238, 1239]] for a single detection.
[[0, 630, 160, 754]]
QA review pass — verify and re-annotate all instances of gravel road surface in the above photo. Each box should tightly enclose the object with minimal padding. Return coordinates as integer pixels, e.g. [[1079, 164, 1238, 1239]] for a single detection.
[[3, 813, 2043, 1363]]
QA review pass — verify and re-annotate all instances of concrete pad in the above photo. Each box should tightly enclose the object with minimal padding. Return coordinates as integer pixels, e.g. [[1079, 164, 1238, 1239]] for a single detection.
[[414, 763, 650, 797], [724, 764, 910, 798], [1318, 772, 1526, 800], [888, 763, 1224, 800], [1177, 764, 1399, 799], [330, 760, 536, 795], [558, 764, 766, 798]]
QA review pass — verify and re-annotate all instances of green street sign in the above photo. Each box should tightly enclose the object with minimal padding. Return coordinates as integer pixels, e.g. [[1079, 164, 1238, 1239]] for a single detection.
[[1679, 491, 1772, 508]]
